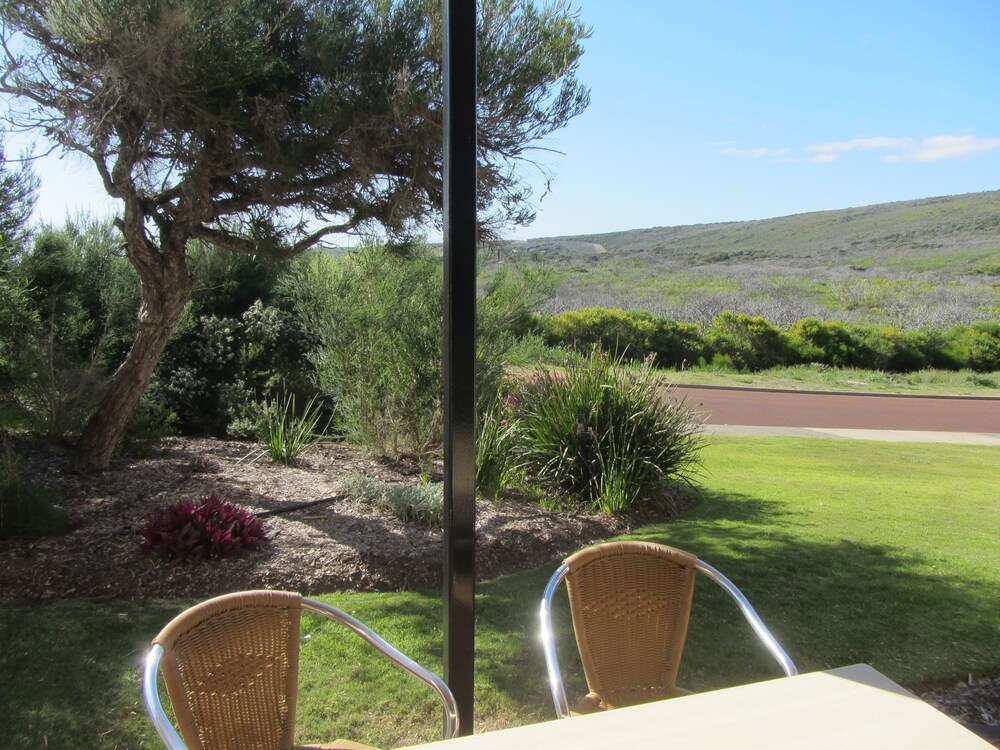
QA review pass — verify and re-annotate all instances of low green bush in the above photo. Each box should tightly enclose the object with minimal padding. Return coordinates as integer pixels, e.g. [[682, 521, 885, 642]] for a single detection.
[[542, 307, 704, 368], [844, 324, 928, 372], [509, 349, 703, 513], [542, 307, 659, 360], [0, 479, 68, 539], [705, 312, 797, 371], [0, 438, 68, 538], [476, 395, 518, 499], [789, 318, 853, 367], [536, 308, 1000, 375]]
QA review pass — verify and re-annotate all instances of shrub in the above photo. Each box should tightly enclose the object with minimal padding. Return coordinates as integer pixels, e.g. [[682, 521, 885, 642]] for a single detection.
[[156, 315, 241, 434], [157, 301, 319, 435], [0, 478, 68, 539], [542, 307, 659, 360], [139, 494, 268, 562], [844, 324, 927, 373], [476, 395, 517, 499], [789, 318, 853, 367], [705, 312, 797, 371], [968, 322, 1000, 372], [259, 392, 326, 465], [117, 391, 178, 457], [647, 318, 705, 369], [10, 219, 140, 440], [345, 475, 443, 528], [287, 245, 549, 460], [0, 436, 68, 539], [511, 350, 703, 513], [540, 308, 705, 369]]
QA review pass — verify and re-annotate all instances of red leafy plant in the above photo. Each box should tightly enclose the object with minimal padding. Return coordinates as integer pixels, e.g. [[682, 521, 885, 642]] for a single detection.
[[139, 493, 269, 562]]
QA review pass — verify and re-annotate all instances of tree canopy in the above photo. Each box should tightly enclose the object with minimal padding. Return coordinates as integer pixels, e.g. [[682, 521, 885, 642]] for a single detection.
[[0, 0, 591, 471], [2, 0, 589, 250]]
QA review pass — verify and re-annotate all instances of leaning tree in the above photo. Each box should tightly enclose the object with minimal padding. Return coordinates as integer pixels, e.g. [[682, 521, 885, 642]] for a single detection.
[[0, 0, 590, 471]]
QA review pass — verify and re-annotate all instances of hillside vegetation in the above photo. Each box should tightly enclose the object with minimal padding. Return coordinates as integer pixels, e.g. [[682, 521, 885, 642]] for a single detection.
[[513, 190, 1000, 272], [494, 191, 1000, 329]]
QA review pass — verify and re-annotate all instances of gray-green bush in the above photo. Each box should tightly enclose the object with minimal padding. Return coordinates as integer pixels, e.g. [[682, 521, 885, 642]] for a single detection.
[[345, 474, 443, 528], [287, 245, 552, 459]]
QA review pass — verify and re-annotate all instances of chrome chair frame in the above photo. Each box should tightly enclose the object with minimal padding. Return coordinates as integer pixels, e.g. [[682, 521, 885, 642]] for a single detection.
[[539, 555, 798, 719], [143, 596, 460, 749]]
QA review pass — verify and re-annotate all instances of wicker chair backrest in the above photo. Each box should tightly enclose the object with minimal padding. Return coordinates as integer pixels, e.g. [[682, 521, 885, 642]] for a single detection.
[[153, 590, 303, 750], [563, 541, 697, 709]]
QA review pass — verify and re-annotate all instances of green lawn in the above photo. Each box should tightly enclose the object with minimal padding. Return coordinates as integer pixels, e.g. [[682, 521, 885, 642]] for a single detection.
[[665, 364, 1000, 396], [1, 437, 997, 748]]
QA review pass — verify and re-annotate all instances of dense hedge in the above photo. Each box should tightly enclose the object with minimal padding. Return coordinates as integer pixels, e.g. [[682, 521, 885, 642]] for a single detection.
[[539, 307, 1000, 373]]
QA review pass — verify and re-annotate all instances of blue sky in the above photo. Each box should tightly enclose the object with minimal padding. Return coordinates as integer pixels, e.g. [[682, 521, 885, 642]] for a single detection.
[[10, 0, 1000, 240]]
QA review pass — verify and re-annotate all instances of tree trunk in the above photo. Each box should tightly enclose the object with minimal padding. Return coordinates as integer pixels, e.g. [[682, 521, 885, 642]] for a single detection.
[[71, 251, 194, 473]]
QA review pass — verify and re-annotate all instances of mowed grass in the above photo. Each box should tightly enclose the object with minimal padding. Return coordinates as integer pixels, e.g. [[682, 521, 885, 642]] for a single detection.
[[1, 437, 997, 748], [666, 364, 1000, 396]]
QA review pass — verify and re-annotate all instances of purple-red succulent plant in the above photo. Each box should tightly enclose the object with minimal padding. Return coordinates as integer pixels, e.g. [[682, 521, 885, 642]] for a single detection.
[[139, 493, 268, 562]]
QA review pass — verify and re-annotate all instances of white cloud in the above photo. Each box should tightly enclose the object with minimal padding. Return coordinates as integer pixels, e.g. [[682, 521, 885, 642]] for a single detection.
[[723, 134, 1000, 164], [806, 137, 916, 155], [886, 135, 1000, 162]]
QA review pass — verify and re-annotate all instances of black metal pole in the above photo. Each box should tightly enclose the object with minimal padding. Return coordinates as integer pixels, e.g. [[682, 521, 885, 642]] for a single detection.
[[441, 0, 477, 736]]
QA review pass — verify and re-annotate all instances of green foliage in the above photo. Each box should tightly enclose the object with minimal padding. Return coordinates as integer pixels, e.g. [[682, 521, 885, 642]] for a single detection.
[[542, 307, 703, 368], [478, 263, 557, 403], [476, 395, 518, 499], [9, 219, 140, 440], [843, 324, 928, 373], [967, 322, 1000, 372], [157, 296, 319, 436], [705, 312, 797, 371], [0, 140, 38, 250], [537, 308, 1000, 376], [186, 242, 285, 319], [117, 391, 178, 457], [156, 315, 242, 434], [510, 350, 703, 513], [259, 393, 326, 465], [289, 245, 549, 459], [345, 474, 443, 528], [789, 318, 854, 366], [291, 245, 443, 457], [3, 0, 591, 470], [0, 437, 68, 538]]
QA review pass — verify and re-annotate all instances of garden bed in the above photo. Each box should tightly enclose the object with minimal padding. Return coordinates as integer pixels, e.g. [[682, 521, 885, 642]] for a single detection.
[[0, 437, 678, 601]]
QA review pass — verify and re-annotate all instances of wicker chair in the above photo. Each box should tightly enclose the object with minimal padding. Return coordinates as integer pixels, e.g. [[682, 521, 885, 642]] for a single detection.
[[539, 541, 798, 719], [143, 590, 459, 750]]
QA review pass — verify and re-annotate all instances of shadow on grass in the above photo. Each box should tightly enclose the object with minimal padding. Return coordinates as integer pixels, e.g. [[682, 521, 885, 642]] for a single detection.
[[0, 598, 188, 750], [3, 486, 997, 747]]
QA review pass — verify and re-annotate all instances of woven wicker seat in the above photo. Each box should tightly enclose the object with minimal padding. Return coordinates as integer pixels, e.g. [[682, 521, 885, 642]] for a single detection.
[[143, 590, 459, 750], [540, 541, 798, 719]]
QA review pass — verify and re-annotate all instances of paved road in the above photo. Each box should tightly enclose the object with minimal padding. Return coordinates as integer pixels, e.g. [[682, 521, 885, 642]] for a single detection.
[[670, 385, 1000, 434]]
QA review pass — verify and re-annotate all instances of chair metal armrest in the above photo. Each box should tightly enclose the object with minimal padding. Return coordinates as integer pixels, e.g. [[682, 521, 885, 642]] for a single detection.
[[539, 564, 572, 719], [302, 598, 461, 739], [694, 560, 798, 677], [143, 644, 189, 750]]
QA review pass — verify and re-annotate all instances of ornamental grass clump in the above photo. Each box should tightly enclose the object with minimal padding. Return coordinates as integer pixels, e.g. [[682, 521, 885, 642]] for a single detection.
[[139, 493, 268, 562], [513, 350, 703, 513]]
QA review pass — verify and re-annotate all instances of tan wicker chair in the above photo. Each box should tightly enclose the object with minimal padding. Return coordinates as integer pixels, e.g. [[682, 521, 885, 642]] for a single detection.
[[143, 590, 459, 750], [539, 541, 798, 718]]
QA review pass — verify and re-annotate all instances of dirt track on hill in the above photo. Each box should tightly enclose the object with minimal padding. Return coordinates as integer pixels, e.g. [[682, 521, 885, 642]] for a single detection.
[[670, 386, 1000, 433]]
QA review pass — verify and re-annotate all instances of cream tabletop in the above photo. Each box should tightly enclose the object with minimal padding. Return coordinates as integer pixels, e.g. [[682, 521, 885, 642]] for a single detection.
[[402, 664, 993, 749]]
